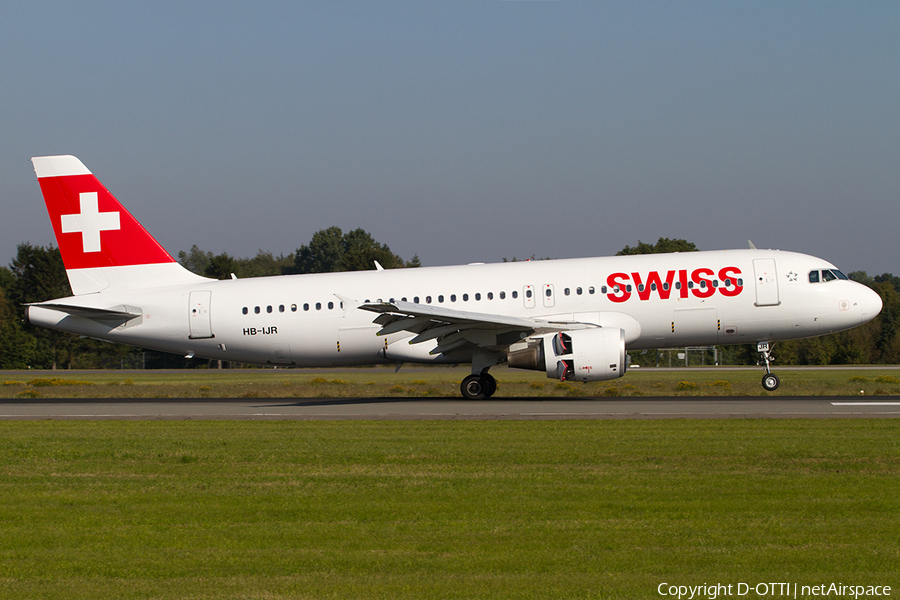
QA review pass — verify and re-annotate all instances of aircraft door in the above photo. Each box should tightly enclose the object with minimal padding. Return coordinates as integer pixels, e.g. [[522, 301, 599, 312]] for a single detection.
[[753, 259, 780, 306], [188, 291, 214, 339], [542, 284, 555, 308], [524, 285, 536, 309]]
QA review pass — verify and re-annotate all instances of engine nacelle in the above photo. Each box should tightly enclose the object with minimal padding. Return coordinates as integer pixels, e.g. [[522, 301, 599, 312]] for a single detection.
[[507, 328, 627, 382]]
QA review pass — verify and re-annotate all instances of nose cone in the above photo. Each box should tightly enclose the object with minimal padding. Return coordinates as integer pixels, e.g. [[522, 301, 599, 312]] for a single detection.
[[857, 284, 883, 325]]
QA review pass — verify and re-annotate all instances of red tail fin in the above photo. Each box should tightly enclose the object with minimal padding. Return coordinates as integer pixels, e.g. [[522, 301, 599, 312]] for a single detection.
[[32, 155, 207, 295]]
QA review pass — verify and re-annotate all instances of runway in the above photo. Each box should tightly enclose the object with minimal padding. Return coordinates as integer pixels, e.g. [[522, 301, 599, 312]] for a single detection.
[[1, 396, 899, 420]]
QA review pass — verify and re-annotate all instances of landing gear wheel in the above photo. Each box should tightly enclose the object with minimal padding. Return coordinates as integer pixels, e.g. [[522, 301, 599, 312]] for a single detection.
[[461, 374, 488, 400], [762, 373, 780, 391], [756, 341, 780, 391]]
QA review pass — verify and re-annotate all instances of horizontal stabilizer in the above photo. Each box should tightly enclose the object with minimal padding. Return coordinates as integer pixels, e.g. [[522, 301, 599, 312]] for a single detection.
[[26, 302, 142, 324]]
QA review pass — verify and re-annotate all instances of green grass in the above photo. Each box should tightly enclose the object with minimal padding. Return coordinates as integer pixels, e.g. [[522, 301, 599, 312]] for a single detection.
[[0, 420, 898, 598], [3, 366, 900, 398]]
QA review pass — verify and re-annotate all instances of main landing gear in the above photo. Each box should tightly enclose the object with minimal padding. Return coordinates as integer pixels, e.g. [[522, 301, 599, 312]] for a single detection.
[[461, 371, 497, 400], [757, 341, 780, 391]]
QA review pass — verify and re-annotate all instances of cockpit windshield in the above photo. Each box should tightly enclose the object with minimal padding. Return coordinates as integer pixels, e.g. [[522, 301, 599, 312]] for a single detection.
[[809, 269, 848, 283]]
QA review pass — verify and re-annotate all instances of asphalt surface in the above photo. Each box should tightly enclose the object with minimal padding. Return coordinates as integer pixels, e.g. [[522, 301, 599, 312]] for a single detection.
[[1, 396, 899, 420]]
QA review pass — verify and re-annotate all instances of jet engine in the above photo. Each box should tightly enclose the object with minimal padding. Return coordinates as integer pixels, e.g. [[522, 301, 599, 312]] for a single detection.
[[507, 328, 627, 382]]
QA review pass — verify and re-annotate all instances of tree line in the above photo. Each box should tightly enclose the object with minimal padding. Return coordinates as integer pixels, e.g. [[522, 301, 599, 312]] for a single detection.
[[1, 236, 898, 369]]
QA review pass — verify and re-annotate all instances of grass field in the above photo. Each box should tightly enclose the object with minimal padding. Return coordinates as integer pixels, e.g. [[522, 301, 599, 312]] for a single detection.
[[3, 366, 900, 399], [0, 419, 898, 599]]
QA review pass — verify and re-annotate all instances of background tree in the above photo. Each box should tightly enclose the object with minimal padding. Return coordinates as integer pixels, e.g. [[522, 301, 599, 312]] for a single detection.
[[204, 252, 238, 280], [177, 245, 213, 276], [0, 266, 37, 368], [293, 227, 409, 274], [617, 238, 698, 255], [293, 226, 345, 274]]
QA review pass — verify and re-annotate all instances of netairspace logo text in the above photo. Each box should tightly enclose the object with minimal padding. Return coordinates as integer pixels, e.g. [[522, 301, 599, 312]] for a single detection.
[[658, 583, 892, 600]]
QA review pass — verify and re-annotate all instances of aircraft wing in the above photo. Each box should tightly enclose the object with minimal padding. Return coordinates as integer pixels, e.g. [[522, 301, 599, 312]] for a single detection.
[[358, 300, 591, 355]]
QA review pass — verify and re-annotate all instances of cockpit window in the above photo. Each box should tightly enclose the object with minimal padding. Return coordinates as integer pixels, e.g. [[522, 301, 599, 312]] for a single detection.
[[810, 269, 848, 283]]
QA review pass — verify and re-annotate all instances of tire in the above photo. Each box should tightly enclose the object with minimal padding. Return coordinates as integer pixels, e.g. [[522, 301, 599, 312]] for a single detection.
[[461, 374, 487, 400], [761, 373, 780, 391], [483, 373, 497, 398]]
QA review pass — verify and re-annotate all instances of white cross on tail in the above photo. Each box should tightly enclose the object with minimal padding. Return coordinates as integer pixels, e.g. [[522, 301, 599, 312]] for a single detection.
[[61, 192, 121, 253]]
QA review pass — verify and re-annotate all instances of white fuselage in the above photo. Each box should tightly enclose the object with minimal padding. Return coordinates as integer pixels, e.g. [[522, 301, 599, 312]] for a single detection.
[[27, 249, 883, 368]]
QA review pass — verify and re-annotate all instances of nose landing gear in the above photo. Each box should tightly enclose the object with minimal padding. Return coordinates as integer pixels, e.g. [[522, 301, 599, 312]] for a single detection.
[[757, 341, 780, 391]]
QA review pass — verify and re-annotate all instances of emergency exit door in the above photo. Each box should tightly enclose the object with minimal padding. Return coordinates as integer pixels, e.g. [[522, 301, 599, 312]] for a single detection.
[[189, 291, 214, 339]]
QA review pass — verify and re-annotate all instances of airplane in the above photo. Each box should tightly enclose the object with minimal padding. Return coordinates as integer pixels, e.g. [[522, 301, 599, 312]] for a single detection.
[[25, 155, 883, 398]]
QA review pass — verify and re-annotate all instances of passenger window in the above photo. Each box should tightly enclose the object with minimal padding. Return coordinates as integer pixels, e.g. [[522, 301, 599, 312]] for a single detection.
[[414, 296, 420, 303], [576, 287, 582, 295], [316, 302, 322, 310], [463, 294, 469, 301], [809, 271, 820, 283], [438, 295, 444, 303], [279, 305, 285, 312], [328, 301, 334, 309], [475, 293, 481, 301], [500, 291, 506, 299], [242, 307, 248, 315], [303, 303, 309, 311], [487, 292, 493, 300], [512, 291, 519, 299], [254, 306, 260, 314], [266, 306, 273, 313], [426, 296, 432, 304], [291, 304, 297, 312], [525, 289, 531, 298]]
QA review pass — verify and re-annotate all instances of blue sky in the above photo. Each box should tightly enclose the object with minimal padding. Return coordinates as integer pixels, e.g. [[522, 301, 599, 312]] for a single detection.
[[2, 2, 898, 274]]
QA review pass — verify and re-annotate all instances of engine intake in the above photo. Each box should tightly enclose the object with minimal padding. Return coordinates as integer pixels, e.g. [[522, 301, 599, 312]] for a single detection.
[[507, 328, 627, 382]]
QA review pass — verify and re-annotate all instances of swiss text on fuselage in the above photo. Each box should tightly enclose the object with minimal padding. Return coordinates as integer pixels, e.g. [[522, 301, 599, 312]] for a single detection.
[[606, 266, 743, 303]]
